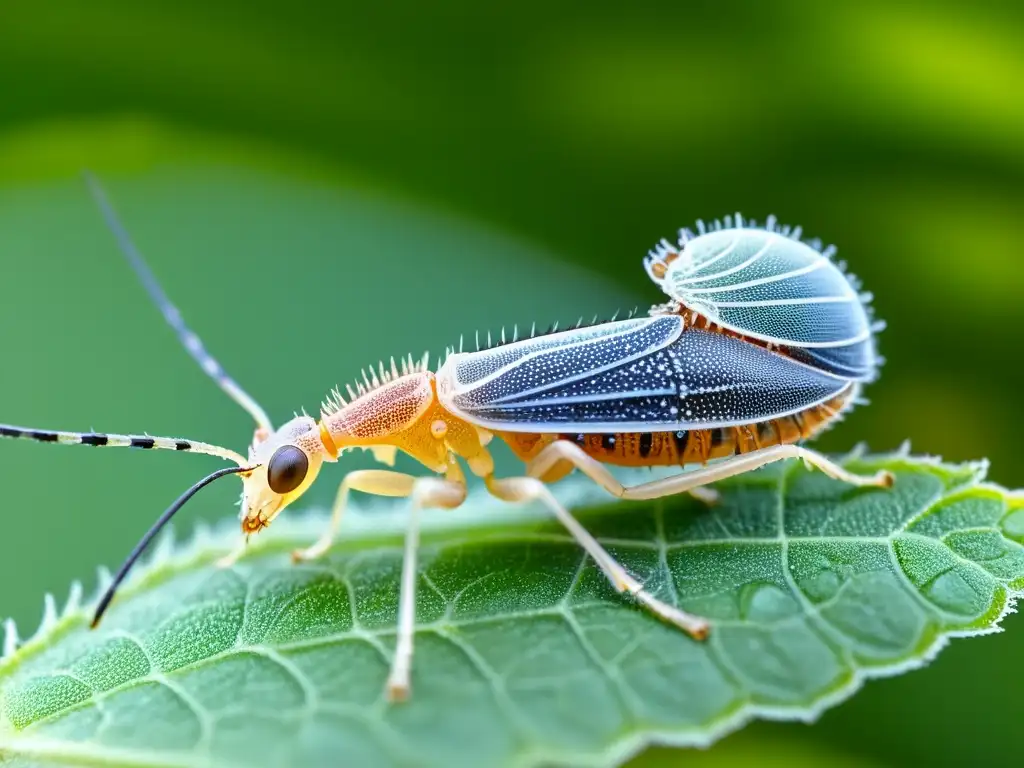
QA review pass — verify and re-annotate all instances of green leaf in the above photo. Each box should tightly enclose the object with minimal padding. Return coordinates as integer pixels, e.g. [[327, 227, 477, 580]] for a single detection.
[[1, 452, 1021, 768]]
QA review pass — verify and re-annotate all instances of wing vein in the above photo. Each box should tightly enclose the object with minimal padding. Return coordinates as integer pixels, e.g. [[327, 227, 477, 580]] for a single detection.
[[675, 235, 775, 285], [682, 257, 829, 295]]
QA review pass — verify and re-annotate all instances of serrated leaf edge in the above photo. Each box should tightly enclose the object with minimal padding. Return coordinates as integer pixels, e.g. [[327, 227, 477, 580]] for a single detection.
[[0, 472, 640, 674], [1, 454, 1020, 768]]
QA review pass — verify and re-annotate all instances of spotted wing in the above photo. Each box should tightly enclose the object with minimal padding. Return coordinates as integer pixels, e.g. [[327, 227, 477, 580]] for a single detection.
[[648, 228, 878, 380], [438, 320, 851, 433]]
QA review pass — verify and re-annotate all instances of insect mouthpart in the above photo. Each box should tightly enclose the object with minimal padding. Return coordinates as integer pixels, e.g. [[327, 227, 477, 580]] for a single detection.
[[241, 512, 270, 534]]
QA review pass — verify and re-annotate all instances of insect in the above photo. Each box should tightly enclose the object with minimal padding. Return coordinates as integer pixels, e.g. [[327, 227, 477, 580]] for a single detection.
[[1, 182, 893, 702]]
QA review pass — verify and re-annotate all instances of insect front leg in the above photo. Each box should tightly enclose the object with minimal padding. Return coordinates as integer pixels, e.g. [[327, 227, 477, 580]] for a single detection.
[[291, 469, 465, 701], [290, 469, 421, 563], [526, 440, 893, 502], [485, 475, 710, 640]]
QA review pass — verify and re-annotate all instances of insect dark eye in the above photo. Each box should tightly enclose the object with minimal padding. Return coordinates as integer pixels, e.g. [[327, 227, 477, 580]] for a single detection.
[[267, 445, 309, 494]]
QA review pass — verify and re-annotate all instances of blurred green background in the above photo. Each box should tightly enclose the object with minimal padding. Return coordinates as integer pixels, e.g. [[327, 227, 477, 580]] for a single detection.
[[1, 1, 1021, 766]]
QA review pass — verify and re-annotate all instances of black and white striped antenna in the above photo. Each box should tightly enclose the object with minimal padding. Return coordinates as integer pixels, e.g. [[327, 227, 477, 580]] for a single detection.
[[0, 174, 267, 628], [0, 423, 248, 465]]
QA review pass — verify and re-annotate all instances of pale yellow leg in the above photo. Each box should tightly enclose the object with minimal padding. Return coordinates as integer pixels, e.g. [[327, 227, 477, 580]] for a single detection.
[[526, 440, 893, 501], [291, 470, 423, 563], [389, 476, 465, 702], [293, 469, 465, 703], [486, 475, 710, 639], [498, 442, 890, 641]]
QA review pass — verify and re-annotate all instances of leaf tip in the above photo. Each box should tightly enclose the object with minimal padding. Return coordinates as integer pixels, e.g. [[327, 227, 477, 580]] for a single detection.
[[39, 594, 58, 635], [147, 530, 178, 572], [64, 580, 84, 618], [95, 565, 114, 593], [842, 441, 869, 461], [2, 618, 18, 660]]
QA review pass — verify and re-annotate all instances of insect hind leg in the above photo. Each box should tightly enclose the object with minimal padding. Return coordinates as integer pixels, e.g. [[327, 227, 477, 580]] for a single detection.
[[526, 440, 893, 502], [530, 445, 720, 504], [485, 476, 709, 639]]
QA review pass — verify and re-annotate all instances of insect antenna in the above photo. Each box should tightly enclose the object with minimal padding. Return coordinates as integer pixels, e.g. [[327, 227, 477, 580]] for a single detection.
[[91, 464, 252, 628], [0, 423, 248, 465], [84, 172, 274, 434]]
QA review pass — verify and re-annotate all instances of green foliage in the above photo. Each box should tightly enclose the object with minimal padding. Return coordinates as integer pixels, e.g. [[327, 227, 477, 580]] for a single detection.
[[1, 453, 1020, 768], [0, 3, 1021, 766]]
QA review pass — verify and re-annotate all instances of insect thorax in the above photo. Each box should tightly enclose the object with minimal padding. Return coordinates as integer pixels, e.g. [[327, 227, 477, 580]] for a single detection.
[[320, 371, 493, 476]]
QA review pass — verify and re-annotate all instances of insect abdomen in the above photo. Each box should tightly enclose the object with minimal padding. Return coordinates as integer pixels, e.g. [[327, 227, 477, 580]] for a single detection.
[[499, 390, 850, 471]]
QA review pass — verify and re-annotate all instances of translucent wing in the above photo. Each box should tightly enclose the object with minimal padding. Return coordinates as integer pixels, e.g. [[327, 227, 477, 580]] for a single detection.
[[646, 221, 879, 381], [438, 320, 852, 433]]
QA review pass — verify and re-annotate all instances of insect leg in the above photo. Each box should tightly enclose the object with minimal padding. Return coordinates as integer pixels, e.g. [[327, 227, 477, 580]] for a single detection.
[[291, 470, 465, 701], [390, 476, 466, 701], [486, 476, 709, 639], [216, 469, 415, 569], [290, 470, 415, 563], [526, 440, 893, 501], [525, 441, 721, 503], [615, 445, 893, 499]]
